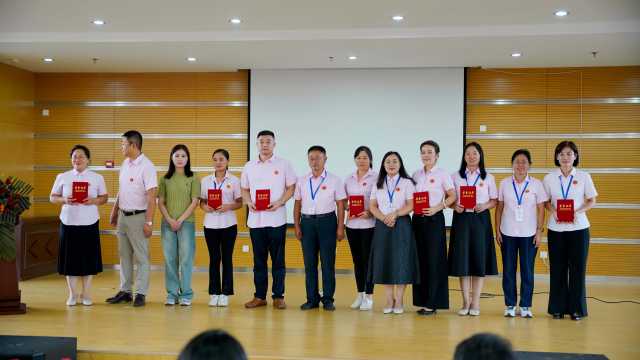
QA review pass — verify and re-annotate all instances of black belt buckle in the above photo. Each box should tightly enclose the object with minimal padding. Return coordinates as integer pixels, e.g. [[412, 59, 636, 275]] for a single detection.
[[122, 209, 146, 216]]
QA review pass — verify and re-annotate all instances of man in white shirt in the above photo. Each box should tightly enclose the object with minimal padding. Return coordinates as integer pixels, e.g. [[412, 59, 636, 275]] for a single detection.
[[106, 130, 158, 307]]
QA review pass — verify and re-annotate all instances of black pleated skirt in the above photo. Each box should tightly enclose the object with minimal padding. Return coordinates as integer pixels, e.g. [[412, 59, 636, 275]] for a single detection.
[[58, 221, 103, 276], [368, 216, 420, 285], [448, 210, 498, 277], [412, 212, 449, 309]]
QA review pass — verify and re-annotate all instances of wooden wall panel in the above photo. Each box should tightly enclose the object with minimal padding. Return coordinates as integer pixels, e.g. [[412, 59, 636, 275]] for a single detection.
[[35, 107, 115, 133], [0, 63, 35, 217], [33, 71, 249, 266], [467, 66, 640, 277]]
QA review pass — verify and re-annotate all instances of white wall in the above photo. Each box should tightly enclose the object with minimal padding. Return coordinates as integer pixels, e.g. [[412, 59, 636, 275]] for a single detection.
[[250, 68, 465, 224]]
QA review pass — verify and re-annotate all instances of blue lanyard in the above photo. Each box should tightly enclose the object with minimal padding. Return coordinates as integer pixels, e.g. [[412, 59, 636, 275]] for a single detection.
[[559, 175, 574, 200], [213, 177, 226, 190], [511, 177, 530, 206], [309, 171, 327, 201], [385, 176, 402, 204], [465, 172, 481, 186]]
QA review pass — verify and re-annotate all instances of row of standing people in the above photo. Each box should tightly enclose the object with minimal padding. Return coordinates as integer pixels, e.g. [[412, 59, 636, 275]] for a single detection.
[[51, 130, 596, 320]]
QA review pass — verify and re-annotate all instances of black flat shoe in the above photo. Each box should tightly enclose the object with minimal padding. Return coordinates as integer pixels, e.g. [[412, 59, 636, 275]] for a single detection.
[[570, 313, 582, 321], [552, 313, 564, 319], [322, 302, 336, 311], [300, 301, 320, 310], [133, 294, 146, 307], [106, 291, 132, 304], [417, 308, 437, 316]]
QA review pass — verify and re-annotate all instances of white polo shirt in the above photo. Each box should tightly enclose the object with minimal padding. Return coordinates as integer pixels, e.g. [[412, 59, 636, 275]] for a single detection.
[[200, 172, 242, 229], [451, 169, 498, 212], [412, 166, 455, 209], [498, 175, 548, 237], [543, 168, 598, 232], [344, 169, 378, 229], [51, 169, 107, 226], [118, 153, 158, 211], [370, 175, 416, 215], [294, 170, 346, 215], [240, 154, 297, 228]]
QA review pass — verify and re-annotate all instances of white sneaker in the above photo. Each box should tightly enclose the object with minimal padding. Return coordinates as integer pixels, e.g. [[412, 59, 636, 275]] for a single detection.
[[350, 292, 364, 309], [359, 296, 373, 311], [209, 295, 219, 307], [165, 298, 176, 306], [504, 306, 516, 317], [520, 307, 533, 318], [66, 295, 77, 306], [393, 307, 404, 314], [81, 298, 93, 306], [218, 295, 229, 307], [179, 298, 192, 306], [469, 309, 480, 316], [458, 308, 470, 316], [383, 307, 393, 314]]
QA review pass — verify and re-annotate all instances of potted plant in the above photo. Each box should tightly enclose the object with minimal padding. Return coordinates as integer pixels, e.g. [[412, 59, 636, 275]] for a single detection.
[[0, 176, 33, 315]]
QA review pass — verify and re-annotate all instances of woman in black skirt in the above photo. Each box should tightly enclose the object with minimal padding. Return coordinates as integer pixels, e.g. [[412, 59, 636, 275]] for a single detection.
[[448, 142, 498, 316], [368, 151, 419, 314], [412, 140, 456, 315], [50, 145, 108, 306]]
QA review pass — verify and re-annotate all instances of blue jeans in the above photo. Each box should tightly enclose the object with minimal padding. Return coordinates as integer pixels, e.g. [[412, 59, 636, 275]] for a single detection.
[[161, 220, 195, 301], [501, 233, 537, 307]]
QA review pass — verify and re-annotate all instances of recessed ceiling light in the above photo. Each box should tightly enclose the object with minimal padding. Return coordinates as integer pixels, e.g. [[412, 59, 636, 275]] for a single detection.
[[554, 10, 569, 17], [186, 57, 197, 62], [91, 19, 106, 26], [348, 55, 358, 60], [511, 52, 522, 58], [392, 15, 404, 22], [42, 57, 54, 63], [229, 18, 241, 24]]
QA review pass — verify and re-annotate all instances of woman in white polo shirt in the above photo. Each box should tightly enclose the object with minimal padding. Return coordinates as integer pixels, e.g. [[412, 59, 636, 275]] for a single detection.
[[543, 141, 597, 321], [50, 145, 108, 306], [495, 149, 547, 318], [200, 149, 243, 307]]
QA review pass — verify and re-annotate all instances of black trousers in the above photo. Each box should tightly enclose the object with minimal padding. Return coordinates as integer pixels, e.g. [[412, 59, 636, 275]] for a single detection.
[[547, 228, 590, 316], [249, 225, 287, 300], [301, 213, 338, 304], [204, 225, 237, 295], [346, 227, 375, 294], [412, 212, 449, 309]]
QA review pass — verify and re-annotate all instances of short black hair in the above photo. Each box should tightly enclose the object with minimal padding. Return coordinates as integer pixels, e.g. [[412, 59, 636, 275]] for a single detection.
[[420, 140, 440, 154], [307, 145, 326, 155], [178, 329, 247, 360], [453, 333, 515, 360], [511, 149, 532, 164], [257, 130, 275, 139], [70, 145, 91, 159], [122, 130, 143, 150], [554, 140, 580, 167], [353, 145, 373, 168]]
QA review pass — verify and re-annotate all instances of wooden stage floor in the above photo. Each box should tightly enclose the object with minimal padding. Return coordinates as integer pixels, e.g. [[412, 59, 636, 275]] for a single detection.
[[1, 270, 639, 359]]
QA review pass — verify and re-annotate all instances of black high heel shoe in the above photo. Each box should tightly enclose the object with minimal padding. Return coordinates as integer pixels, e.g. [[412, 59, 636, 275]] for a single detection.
[[417, 308, 437, 316]]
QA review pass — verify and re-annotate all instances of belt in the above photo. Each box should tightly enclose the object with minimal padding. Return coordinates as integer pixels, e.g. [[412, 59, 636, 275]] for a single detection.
[[121, 209, 146, 216], [301, 212, 336, 219]]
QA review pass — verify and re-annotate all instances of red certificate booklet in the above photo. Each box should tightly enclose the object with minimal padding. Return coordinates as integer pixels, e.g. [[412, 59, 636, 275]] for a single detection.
[[557, 199, 575, 222], [413, 192, 429, 215], [207, 189, 222, 209], [349, 195, 365, 217], [72, 181, 89, 203], [255, 189, 271, 211], [459, 186, 476, 209]]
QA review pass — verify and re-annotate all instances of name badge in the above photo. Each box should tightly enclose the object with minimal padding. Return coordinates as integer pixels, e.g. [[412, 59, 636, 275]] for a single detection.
[[515, 205, 524, 222]]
